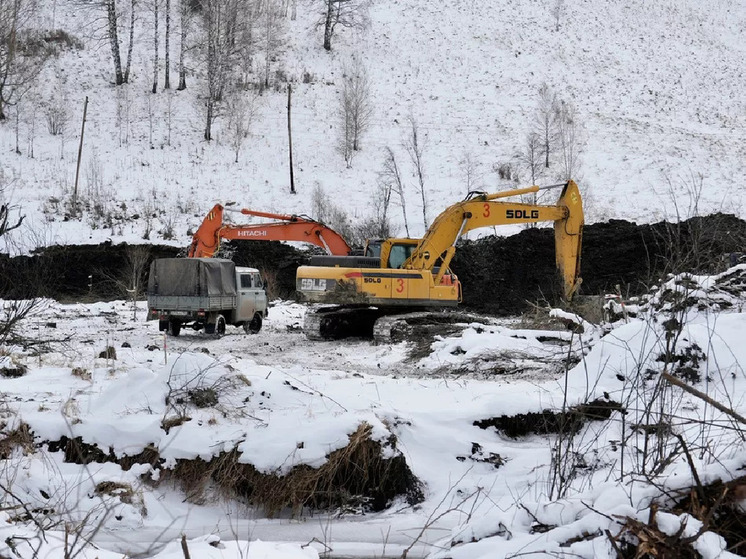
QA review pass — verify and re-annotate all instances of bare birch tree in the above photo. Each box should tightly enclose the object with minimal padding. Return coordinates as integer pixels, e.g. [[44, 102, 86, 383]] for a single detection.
[[106, 0, 125, 84], [518, 131, 543, 189], [123, 0, 135, 82], [225, 88, 259, 163], [320, 0, 369, 51], [200, 0, 263, 140], [405, 116, 428, 230], [381, 147, 410, 237], [164, 0, 171, 88], [555, 100, 583, 181], [202, 0, 231, 140], [459, 151, 483, 195], [535, 82, 558, 169], [151, 0, 159, 93], [551, 0, 565, 31], [262, 0, 285, 88], [177, 0, 190, 89], [337, 57, 372, 167]]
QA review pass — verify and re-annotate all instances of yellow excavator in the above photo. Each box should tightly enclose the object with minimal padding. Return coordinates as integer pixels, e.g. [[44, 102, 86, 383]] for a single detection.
[[296, 180, 583, 340]]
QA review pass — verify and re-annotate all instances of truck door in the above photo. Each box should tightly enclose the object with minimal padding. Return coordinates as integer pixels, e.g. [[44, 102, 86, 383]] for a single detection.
[[252, 273, 267, 314], [238, 273, 256, 321]]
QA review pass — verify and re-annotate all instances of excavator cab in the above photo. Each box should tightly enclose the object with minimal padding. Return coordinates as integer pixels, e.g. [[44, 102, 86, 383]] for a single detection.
[[364, 238, 420, 269]]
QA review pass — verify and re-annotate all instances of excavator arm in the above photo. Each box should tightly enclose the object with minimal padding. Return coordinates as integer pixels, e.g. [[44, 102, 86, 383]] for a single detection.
[[403, 180, 583, 299], [188, 204, 352, 258]]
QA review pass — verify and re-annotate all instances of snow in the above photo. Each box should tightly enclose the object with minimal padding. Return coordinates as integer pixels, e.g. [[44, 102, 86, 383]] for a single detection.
[[1, 274, 746, 558], [1, 0, 746, 557]]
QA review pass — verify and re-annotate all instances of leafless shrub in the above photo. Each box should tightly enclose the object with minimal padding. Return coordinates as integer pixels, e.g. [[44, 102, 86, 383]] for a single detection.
[[258, 266, 279, 301], [45, 98, 68, 137], [99, 245, 151, 319], [0, 422, 34, 459], [495, 161, 515, 181]]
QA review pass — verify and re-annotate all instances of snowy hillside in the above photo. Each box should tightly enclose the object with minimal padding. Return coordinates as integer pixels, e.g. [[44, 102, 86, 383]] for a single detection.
[[1, 0, 745, 253]]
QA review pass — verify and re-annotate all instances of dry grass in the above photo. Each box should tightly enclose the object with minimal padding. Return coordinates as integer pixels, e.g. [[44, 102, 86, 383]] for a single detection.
[[0, 422, 35, 458], [163, 422, 423, 516]]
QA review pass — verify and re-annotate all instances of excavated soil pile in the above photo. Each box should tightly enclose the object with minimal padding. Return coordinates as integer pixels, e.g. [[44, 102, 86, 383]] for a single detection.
[[0, 240, 309, 301], [451, 213, 746, 316], [1, 214, 745, 312]]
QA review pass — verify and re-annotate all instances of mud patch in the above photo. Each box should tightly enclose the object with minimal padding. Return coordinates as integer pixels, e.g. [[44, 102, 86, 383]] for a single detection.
[[474, 398, 622, 438]]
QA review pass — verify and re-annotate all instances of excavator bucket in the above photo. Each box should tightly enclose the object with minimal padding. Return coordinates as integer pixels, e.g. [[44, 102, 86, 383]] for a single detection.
[[554, 180, 583, 300], [188, 204, 224, 258]]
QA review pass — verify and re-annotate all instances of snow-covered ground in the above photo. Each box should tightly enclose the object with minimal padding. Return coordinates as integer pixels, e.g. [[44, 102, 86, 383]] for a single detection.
[[2, 265, 746, 558]]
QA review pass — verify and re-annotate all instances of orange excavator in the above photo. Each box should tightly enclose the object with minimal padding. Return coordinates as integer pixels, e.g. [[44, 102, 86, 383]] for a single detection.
[[187, 204, 353, 258]]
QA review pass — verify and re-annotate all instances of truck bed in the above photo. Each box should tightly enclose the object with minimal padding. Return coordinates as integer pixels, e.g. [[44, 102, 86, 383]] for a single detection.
[[147, 294, 237, 312]]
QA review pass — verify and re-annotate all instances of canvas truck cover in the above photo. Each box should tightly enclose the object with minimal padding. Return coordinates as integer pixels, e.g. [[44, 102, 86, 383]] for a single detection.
[[147, 258, 238, 297]]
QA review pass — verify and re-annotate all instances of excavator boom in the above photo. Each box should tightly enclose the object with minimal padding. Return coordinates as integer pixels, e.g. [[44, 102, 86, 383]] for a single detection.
[[404, 180, 583, 298], [188, 204, 352, 258]]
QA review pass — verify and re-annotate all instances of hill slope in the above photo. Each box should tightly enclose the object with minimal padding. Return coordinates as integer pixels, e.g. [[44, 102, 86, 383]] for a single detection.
[[0, 0, 744, 252]]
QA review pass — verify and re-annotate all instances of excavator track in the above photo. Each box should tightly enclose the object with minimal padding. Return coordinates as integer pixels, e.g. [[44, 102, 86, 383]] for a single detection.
[[373, 311, 489, 344], [303, 306, 386, 341], [303, 306, 489, 344]]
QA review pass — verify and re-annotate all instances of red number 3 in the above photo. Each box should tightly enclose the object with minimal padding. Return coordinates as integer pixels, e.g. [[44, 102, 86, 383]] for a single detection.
[[396, 278, 405, 293], [483, 203, 491, 218]]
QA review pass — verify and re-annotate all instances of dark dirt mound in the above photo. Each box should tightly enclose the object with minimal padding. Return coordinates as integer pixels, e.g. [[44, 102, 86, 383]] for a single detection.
[[0, 240, 310, 302], [451, 213, 746, 316], [2, 214, 745, 314]]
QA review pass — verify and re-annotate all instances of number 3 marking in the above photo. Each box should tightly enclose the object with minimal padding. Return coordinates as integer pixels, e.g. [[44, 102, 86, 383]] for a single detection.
[[483, 203, 491, 218], [396, 278, 405, 293]]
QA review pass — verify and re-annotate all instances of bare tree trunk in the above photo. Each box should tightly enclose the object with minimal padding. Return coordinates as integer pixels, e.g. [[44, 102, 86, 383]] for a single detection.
[[177, 0, 187, 90], [152, 0, 159, 93], [323, 0, 333, 51], [204, 99, 213, 140], [164, 0, 170, 88], [264, 1, 273, 87], [124, 0, 135, 82], [107, 0, 125, 85], [384, 147, 409, 237]]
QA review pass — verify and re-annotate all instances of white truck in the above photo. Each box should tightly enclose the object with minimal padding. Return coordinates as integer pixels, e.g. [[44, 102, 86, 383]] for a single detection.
[[147, 258, 268, 337]]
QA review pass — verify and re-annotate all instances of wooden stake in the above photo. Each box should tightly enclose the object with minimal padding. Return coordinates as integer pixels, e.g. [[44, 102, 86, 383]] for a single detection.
[[73, 96, 88, 213], [287, 84, 295, 194]]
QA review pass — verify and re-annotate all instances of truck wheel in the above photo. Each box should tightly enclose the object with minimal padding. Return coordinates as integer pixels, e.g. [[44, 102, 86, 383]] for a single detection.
[[215, 315, 226, 338], [244, 313, 262, 334], [168, 320, 181, 337], [158, 319, 169, 332]]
